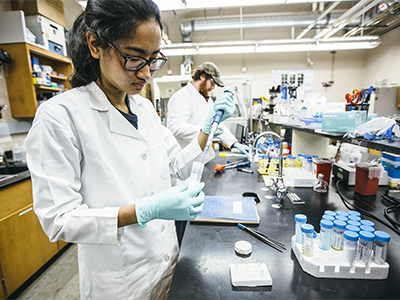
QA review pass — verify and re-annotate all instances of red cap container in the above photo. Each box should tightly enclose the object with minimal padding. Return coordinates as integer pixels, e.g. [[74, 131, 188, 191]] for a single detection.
[[355, 163, 382, 196], [313, 157, 333, 184]]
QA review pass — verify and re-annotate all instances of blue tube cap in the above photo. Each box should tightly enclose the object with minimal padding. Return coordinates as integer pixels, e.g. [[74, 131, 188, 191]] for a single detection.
[[333, 220, 346, 230], [375, 231, 391, 243], [360, 220, 375, 228], [320, 220, 333, 229], [344, 230, 359, 242], [324, 210, 336, 217], [348, 210, 361, 217], [348, 215, 362, 222], [336, 211, 349, 217], [295, 214, 307, 222], [322, 215, 335, 222], [359, 230, 375, 242], [360, 225, 374, 233], [301, 224, 314, 233], [347, 220, 361, 227], [345, 225, 360, 233]]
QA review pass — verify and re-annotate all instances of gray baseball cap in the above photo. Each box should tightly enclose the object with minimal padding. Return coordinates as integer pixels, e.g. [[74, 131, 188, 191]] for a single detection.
[[197, 62, 224, 87]]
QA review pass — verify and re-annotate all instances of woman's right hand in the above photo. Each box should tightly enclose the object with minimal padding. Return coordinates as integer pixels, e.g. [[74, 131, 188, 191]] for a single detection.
[[135, 180, 205, 227]]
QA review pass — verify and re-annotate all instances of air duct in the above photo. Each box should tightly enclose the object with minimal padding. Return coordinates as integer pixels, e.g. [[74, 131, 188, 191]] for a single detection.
[[180, 13, 361, 39]]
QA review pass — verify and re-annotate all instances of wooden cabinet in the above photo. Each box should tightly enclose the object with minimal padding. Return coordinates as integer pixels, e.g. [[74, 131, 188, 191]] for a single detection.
[[0, 179, 60, 299], [0, 43, 72, 118]]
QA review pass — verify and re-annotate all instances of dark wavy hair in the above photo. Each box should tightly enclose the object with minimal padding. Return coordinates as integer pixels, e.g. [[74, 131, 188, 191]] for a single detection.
[[68, 0, 163, 87]]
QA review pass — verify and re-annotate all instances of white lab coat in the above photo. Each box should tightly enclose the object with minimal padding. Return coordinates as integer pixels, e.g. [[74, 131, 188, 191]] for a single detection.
[[25, 82, 214, 300], [167, 82, 237, 149]]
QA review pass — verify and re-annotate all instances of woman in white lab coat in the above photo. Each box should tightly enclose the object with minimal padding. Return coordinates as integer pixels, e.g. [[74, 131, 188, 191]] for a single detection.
[[25, 1, 235, 299]]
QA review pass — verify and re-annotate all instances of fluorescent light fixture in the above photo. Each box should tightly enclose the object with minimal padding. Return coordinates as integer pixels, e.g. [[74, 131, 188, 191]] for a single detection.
[[152, 0, 357, 11], [160, 36, 381, 56], [153, 0, 285, 11]]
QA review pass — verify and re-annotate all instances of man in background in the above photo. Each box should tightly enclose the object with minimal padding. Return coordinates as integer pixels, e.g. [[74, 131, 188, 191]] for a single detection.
[[167, 62, 249, 154]]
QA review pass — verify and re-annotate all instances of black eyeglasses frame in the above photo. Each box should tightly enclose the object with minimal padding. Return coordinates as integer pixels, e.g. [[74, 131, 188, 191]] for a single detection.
[[108, 43, 168, 71]]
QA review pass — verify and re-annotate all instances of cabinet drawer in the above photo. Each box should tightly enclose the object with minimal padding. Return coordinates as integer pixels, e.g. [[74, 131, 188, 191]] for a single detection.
[[0, 205, 59, 296]]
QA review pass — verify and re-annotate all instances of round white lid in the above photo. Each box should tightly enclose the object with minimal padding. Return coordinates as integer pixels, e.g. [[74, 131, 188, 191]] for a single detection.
[[235, 240, 252, 255]]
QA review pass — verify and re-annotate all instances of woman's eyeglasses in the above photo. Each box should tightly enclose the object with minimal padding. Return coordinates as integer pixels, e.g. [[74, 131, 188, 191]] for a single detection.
[[108, 43, 168, 71]]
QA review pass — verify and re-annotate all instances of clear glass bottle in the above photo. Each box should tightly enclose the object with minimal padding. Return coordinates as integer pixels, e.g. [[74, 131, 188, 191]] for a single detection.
[[313, 173, 329, 193]]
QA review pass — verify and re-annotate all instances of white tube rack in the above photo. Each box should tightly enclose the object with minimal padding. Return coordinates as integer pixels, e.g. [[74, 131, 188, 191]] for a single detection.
[[291, 236, 389, 279]]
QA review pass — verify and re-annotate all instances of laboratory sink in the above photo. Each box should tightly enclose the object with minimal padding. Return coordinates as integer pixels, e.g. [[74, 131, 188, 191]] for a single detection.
[[0, 164, 30, 187], [0, 165, 29, 174]]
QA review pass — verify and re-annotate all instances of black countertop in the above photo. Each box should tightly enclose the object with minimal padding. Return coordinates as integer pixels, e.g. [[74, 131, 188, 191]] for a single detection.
[[168, 157, 400, 300], [0, 164, 30, 189]]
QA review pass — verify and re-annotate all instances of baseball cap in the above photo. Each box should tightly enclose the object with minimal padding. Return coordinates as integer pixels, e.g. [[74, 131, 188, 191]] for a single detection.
[[197, 62, 224, 87]]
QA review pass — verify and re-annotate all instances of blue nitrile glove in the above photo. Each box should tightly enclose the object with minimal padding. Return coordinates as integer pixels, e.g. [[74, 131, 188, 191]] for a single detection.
[[135, 180, 205, 228], [202, 91, 235, 135], [233, 143, 250, 155]]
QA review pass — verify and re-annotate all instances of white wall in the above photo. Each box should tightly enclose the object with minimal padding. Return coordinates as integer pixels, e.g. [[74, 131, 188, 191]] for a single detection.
[[364, 26, 400, 87]]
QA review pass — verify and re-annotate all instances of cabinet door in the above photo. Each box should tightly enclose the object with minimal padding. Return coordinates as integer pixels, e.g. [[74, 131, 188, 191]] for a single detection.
[[0, 205, 59, 297], [0, 265, 6, 300]]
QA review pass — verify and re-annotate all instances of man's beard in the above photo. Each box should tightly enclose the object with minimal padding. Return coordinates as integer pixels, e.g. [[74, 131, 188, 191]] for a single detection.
[[199, 80, 209, 98]]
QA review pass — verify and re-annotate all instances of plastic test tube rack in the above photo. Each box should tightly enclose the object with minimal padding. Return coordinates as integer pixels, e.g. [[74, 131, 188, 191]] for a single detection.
[[291, 236, 389, 279]]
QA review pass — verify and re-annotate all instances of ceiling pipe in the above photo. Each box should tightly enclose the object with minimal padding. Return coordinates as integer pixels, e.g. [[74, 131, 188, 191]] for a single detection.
[[180, 13, 361, 37]]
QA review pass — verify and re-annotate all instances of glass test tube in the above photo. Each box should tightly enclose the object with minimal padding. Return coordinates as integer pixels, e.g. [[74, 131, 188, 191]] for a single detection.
[[189, 161, 204, 188], [331, 220, 346, 251], [355, 231, 375, 265], [319, 220, 333, 251], [301, 224, 314, 257], [343, 231, 359, 265], [372, 231, 391, 265], [295, 214, 307, 244]]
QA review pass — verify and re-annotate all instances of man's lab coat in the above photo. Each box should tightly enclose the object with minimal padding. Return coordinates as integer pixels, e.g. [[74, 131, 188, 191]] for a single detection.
[[167, 82, 237, 149], [25, 82, 213, 300]]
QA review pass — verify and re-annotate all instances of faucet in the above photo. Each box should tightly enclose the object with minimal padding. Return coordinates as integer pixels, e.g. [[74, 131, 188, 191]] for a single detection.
[[251, 131, 287, 209]]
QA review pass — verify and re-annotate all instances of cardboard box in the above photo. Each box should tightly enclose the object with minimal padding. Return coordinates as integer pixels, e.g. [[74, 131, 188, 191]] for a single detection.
[[322, 111, 366, 133], [11, 0, 66, 27]]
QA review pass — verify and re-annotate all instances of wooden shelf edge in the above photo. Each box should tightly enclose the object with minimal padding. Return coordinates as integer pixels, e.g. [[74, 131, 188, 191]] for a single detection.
[[34, 85, 64, 92], [27, 43, 71, 63]]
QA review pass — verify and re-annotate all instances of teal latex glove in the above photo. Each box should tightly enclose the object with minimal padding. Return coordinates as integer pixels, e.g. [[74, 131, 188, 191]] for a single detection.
[[135, 180, 205, 228], [233, 143, 250, 155], [202, 92, 235, 135], [213, 127, 224, 137]]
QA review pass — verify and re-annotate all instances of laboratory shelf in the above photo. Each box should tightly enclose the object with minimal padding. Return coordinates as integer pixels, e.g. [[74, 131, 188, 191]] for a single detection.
[[270, 122, 400, 155]]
